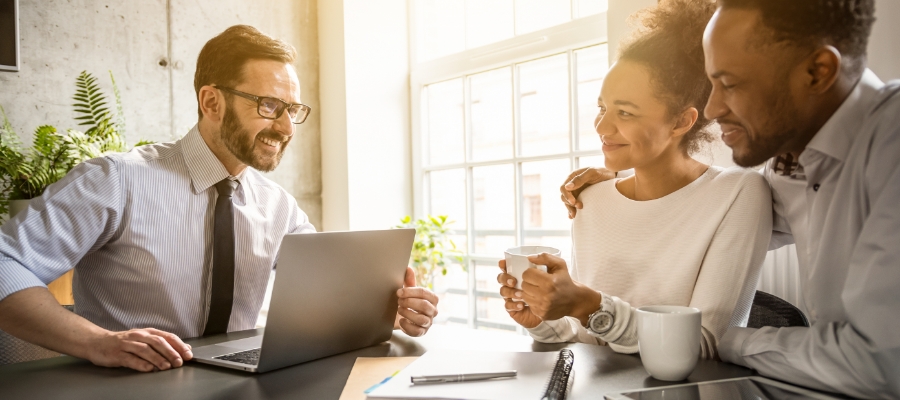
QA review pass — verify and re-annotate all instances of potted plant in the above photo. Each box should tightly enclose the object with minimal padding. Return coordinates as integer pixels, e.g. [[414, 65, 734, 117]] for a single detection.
[[395, 215, 465, 290], [0, 71, 149, 305], [0, 71, 149, 222]]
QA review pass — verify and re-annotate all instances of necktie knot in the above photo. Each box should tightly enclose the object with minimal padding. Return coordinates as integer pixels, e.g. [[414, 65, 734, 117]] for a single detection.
[[215, 178, 237, 198]]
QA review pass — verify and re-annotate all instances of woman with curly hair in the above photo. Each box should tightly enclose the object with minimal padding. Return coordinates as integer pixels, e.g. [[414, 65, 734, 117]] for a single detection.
[[497, 0, 773, 360]]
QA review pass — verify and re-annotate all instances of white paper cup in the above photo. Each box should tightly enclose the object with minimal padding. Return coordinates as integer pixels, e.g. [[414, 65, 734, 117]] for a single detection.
[[636, 305, 701, 381], [503, 246, 560, 290]]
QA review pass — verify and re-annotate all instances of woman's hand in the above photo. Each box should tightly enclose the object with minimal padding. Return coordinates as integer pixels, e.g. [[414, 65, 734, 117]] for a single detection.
[[500, 253, 601, 325], [497, 260, 543, 328]]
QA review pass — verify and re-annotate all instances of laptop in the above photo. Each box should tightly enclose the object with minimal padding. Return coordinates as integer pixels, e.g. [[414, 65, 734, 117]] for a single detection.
[[191, 228, 415, 373]]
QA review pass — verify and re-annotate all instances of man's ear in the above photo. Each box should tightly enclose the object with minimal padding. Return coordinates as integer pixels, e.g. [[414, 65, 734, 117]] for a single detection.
[[198, 86, 225, 123], [804, 46, 842, 95], [672, 107, 699, 139]]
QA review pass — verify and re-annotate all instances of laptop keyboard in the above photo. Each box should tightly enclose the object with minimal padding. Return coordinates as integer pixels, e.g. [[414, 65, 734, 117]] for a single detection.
[[213, 348, 261, 365]]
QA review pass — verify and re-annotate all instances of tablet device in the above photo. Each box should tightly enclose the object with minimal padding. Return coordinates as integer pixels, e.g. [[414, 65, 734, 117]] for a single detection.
[[604, 376, 845, 400]]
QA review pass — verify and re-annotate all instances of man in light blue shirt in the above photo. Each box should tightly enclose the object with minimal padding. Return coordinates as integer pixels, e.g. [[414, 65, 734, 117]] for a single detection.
[[0, 25, 439, 373], [702, 1, 898, 397], [561, 0, 899, 397]]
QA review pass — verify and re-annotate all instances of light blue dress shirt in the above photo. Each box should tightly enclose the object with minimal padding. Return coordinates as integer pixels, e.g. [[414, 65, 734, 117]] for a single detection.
[[719, 70, 900, 398], [0, 126, 315, 338]]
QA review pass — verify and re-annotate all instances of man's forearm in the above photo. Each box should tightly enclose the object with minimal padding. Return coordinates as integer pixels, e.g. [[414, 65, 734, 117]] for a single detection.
[[720, 323, 898, 398], [0, 287, 107, 360]]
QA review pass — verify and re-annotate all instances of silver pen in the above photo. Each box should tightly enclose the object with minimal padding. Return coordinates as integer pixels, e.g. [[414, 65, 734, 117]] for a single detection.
[[411, 370, 517, 384]]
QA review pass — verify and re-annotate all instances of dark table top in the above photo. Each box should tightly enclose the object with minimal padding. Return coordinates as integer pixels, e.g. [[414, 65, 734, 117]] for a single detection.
[[0, 325, 754, 399]]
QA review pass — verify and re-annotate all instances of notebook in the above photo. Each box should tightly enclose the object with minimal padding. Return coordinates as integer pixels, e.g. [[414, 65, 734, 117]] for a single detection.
[[366, 349, 574, 400]]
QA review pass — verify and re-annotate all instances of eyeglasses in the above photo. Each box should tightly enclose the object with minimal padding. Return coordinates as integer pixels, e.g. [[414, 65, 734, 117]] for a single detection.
[[215, 86, 311, 124]]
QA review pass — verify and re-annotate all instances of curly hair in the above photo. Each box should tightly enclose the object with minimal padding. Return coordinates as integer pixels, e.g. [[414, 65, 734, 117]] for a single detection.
[[618, 0, 718, 156], [718, 0, 875, 76], [194, 25, 298, 119]]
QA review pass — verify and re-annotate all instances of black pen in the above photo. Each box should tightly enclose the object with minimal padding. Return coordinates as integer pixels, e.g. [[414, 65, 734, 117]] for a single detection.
[[410, 370, 518, 384]]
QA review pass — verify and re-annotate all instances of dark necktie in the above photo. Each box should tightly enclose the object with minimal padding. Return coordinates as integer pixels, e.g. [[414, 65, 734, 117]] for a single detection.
[[203, 178, 237, 336]]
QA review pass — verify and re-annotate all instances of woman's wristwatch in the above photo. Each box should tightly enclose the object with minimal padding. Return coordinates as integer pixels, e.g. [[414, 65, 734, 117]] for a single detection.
[[585, 292, 616, 336]]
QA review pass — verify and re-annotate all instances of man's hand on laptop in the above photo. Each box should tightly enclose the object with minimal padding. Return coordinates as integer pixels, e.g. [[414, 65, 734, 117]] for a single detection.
[[394, 266, 439, 337], [560, 166, 616, 219], [89, 327, 193, 372]]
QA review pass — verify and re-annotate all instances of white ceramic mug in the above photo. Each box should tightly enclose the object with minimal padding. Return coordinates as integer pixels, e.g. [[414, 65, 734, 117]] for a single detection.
[[503, 246, 560, 290], [636, 305, 701, 381]]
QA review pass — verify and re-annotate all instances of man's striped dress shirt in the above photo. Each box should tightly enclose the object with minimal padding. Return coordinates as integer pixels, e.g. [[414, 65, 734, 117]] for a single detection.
[[0, 125, 315, 338]]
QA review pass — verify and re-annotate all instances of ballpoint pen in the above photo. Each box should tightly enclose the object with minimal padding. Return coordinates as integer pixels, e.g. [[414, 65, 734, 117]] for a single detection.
[[410, 370, 518, 384]]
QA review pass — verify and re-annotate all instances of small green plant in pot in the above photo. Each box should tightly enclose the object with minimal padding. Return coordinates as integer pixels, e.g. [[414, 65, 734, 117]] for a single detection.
[[395, 215, 465, 290], [0, 71, 150, 222]]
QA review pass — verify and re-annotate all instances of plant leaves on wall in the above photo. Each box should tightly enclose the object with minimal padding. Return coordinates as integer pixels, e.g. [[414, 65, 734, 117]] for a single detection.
[[0, 71, 151, 222]]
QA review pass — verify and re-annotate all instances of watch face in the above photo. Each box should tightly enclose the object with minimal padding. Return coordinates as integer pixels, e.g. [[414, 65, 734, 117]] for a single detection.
[[590, 311, 613, 333]]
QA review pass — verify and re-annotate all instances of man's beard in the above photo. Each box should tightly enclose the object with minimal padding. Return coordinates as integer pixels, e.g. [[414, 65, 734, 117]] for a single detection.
[[730, 86, 801, 167], [220, 106, 290, 172]]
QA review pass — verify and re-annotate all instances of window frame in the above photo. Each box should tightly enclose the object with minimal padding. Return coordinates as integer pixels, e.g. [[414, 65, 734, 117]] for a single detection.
[[410, 9, 609, 331]]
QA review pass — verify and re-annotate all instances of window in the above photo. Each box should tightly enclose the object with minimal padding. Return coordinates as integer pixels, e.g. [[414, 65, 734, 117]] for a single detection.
[[412, 2, 610, 332]]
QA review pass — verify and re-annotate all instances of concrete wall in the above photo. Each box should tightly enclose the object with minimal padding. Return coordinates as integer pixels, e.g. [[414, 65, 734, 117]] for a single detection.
[[870, 0, 900, 81], [606, 0, 656, 63], [0, 0, 322, 228]]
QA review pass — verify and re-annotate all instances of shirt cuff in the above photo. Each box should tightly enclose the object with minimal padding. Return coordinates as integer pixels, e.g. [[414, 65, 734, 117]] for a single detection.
[[526, 321, 563, 342], [719, 327, 758, 367], [0, 258, 48, 300]]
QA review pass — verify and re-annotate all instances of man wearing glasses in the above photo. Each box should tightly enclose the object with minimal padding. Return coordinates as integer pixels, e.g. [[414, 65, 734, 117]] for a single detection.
[[0, 25, 439, 373]]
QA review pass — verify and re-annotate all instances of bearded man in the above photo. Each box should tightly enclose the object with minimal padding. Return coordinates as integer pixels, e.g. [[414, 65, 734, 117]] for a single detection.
[[0, 25, 438, 373]]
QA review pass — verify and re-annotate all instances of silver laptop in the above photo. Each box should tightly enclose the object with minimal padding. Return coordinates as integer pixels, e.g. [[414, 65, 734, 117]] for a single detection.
[[191, 228, 415, 373]]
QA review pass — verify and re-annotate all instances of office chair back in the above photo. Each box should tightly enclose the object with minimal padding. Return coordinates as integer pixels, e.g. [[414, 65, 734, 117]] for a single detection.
[[0, 305, 73, 365], [748, 290, 809, 329]]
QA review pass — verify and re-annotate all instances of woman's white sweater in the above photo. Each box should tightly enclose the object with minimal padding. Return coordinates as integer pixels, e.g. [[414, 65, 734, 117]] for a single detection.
[[526, 166, 773, 359]]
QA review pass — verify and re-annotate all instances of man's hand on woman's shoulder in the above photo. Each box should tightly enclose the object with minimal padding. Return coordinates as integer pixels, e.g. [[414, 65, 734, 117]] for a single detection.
[[560, 167, 617, 219]]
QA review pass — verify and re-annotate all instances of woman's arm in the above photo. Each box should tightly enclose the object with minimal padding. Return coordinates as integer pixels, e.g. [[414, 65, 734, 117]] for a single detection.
[[686, 172, 773, 359], [586, 172, 773, 358], [527, 317, 604, 344]]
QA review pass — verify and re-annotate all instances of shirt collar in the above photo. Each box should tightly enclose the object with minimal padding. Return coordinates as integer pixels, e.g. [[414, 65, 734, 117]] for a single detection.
[[803, 69, 884, 163], [180, 125, 245, 194]]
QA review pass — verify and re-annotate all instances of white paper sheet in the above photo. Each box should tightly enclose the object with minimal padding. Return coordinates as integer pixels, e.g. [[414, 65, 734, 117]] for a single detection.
[[367, 350, 560, 400]]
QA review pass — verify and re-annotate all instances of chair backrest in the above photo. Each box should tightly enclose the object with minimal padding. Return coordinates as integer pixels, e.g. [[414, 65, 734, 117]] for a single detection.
[[0, 305, 73, 365], [748, 290, 809, 329]]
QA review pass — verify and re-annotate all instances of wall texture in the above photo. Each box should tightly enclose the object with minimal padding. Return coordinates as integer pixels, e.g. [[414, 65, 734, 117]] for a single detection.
[[0, 0, 322, 228], [870, 0, 900, 80]]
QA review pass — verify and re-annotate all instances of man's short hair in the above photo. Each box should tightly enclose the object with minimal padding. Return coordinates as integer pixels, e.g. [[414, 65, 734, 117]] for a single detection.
[[194, 25, 298, 119], [718, 0, 875, 75]]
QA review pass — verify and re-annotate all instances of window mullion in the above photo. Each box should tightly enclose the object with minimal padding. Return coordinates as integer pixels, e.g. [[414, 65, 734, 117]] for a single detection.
[[466, 165, 476, 329], [568, 48, 579, 184], [512, 61, 524, 249], [569, 49, 578, 154], [463, 70, 478, 329]]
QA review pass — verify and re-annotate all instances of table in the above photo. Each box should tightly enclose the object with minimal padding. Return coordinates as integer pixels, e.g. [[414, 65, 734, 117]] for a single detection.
[[0, 325, 754, 399]]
